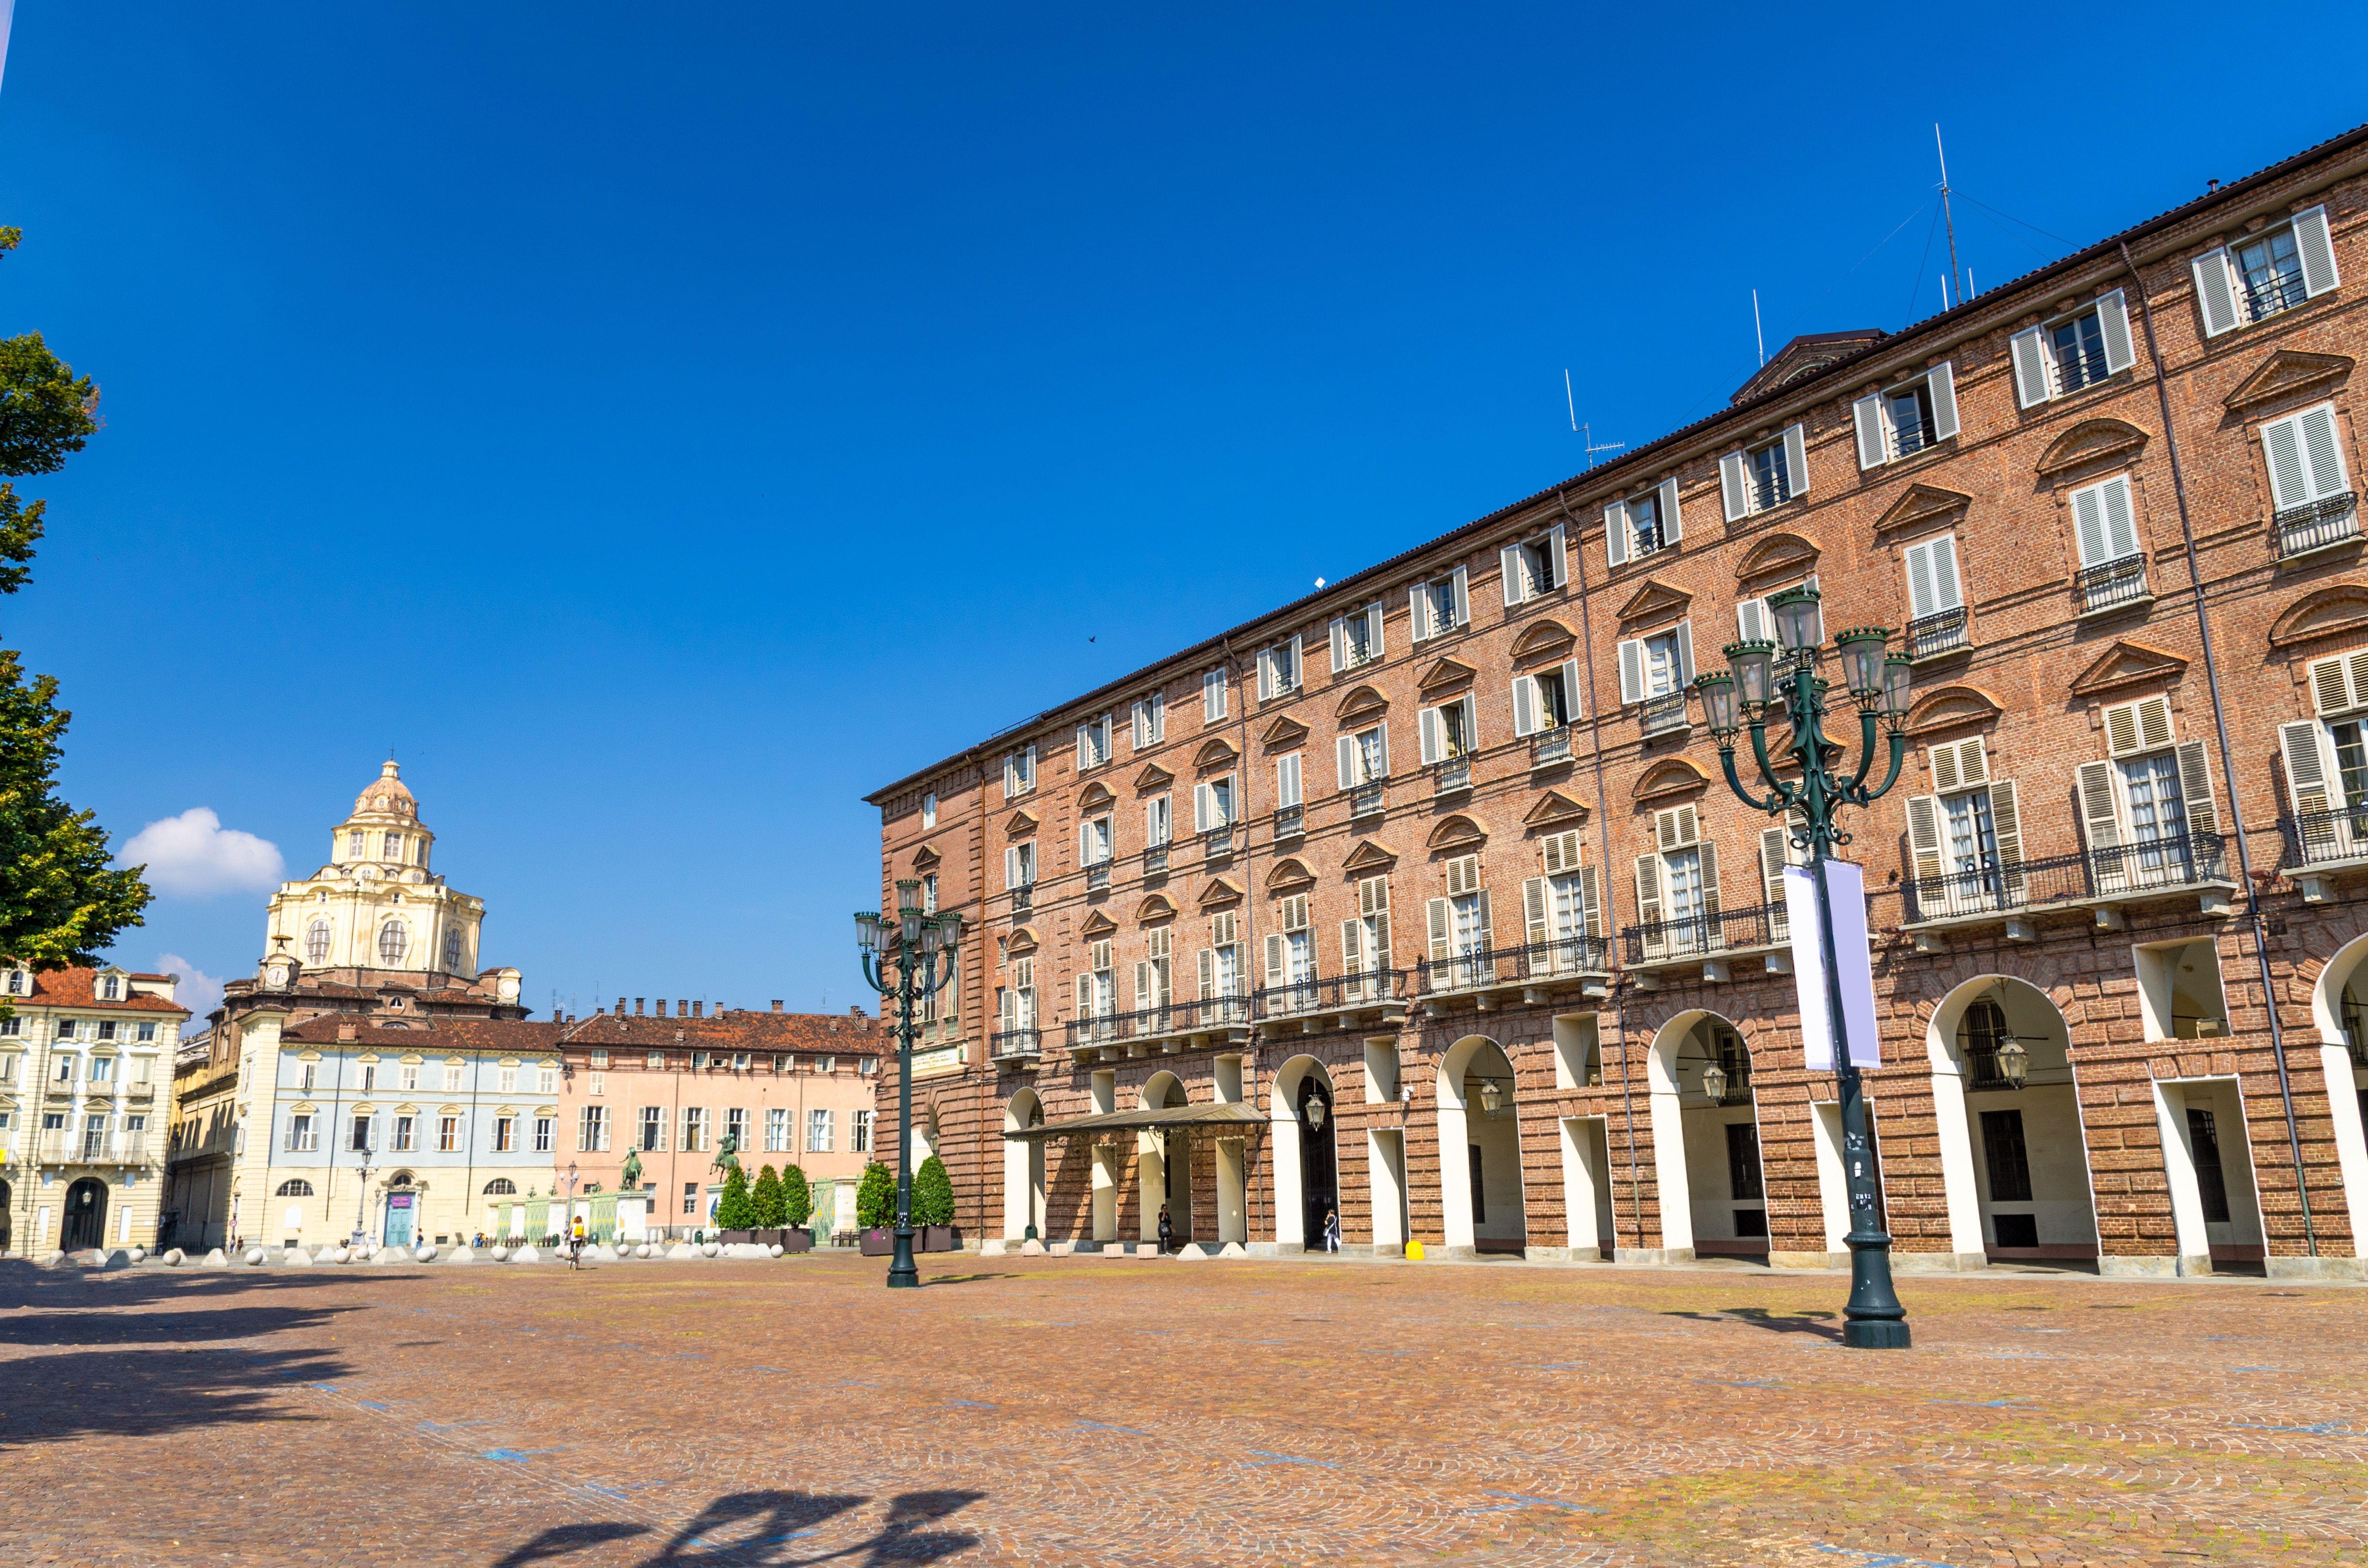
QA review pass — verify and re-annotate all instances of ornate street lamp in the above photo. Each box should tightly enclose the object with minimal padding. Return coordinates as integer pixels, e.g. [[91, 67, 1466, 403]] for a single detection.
[[854, 878, 963, 1290], [1698, 1056, 1728, 1105], [1697, 581, 1916, 1350]]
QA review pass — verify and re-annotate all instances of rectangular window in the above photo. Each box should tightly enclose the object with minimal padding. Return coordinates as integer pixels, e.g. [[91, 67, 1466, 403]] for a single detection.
[[534, 1115, 555, 1153], [588, 1071, 604, 1096], [89, 1054, 114, 1083], [579, 1105, 610, 1152], [1192, 775, 1236, 832], [498, 1063, 518, 1093], [97, 1021, 117, 1042], [646, 1051, 665, 1069], [1615, 625, 1693, 709], [922, 872, 937, 913], [494, 1115, 516, 1152], [138, 1023, 156, 1042], [1337, 723, 1389, 790], [853, 1109, 874, 1152], [55, 1054, 76, 1082], [1076, 713, 1112, 770], [1080, 815, 1113, 867], [1257, 636, 1303, 700], [1980, 1108, 2033, 1203], [1145, 794, 1172, 847], [808, 1108, 835, 1152], [399, 1062, 419, 1090], [2011, 291, 2135, 405], [766, 1106, 789, 1151], [640, 1106, 665, 1152], [1853, 365, 1959, 469], [1328, 601, 1385, 671], [1409, 567, 1469, 641], [683, 1107, 709, 1152], [727, 1108, 748, 1152], [1499, 525, 1566, 605], [1131, 691, 1165, 749], [1605, 478, 1683, 567], [1418, 695, 1477, 764], [437, 1116, 460, 1153], [349, 830, 365, 857], [358, 1062, 377, 1093], [1725, 1121, 1764, 1200], [1202, 668, 1228, 723], [537, 1065, 558, 1094], [393, 1114, 416, 1152], [1511, 660, 1583, 737], [349, 1112, 371, 1152], [2193, 205, 2338, 337], [1275, 753, 1302, 810], [1005, 841, 1037, 889], [2261, 403, 2352, 523], [684, 1182, 699, 1216], [1720, 425, 1808, 519], [286, 1112, 317, 1152], [921, 790, 937, 829], [1002, 744, 1037, 799], [442, 1062, 463, 1092]]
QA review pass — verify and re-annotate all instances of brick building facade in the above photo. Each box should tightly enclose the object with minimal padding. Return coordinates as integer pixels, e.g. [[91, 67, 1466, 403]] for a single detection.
[[865, 125, 2368, 1280]]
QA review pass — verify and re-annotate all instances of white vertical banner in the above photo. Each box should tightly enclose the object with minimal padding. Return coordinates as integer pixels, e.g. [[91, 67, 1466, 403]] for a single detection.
[[1784, 860, 1882, 1070], [0, 0, 16, 97]]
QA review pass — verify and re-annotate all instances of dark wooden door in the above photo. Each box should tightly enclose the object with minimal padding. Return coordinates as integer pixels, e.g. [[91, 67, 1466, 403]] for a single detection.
[[62, 1177, 106, 1250]]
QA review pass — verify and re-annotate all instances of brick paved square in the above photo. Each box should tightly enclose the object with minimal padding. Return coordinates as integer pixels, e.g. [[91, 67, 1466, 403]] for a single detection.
[[2, 1254, 2362, 1567]]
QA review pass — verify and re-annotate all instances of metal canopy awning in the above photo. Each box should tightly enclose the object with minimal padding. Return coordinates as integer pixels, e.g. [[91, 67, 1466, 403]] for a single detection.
[[1004, 1102, 1264, 1141]]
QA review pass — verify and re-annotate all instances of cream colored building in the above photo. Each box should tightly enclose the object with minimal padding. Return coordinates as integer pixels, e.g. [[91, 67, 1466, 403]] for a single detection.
[[0, 965, 188, 1255]]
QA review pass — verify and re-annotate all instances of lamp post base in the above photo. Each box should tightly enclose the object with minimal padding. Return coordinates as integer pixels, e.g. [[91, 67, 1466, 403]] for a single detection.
[[1842, 1318, 1912, 1349], [886, 1225, 920, 1289], [1841, 1231, 1911, 1349]]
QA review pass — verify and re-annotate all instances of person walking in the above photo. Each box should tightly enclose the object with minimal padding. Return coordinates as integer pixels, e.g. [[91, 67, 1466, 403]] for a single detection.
[[1323, 1207, 1341, 1254], [568, 1213, 587, 1270], [1157, 1203, 1175, 1256]]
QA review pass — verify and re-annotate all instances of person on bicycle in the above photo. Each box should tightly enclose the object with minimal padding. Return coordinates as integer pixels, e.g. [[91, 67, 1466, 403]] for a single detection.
[[568, 1213, 587, 1269]]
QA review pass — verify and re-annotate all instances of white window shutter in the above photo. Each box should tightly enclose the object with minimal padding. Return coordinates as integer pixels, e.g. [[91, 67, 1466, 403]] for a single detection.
[[1522, 876, 1550, 946], [1659, 477, 1682, 543], [2193, 246, 2239, 338], [1617, 638, 1643, 705], [1501, 543, 1525, 607], [1337, 735, 1356, 791], [2281, 719, 2337, 817], [1005, 846, 1020, 889], [1904, 795, 1945, 884], [2294, 205, 2340, 298], [2263, 413, 2311, 510], [2071, 483, 2110, 566], [1473, 889, 1492, 950], [1853, 393, 1886, 470], [1076, 723, 1091, 770], [1366, 601, 1385, 658], [1079, 822, 1090, 865], [1737, 598, 1771, 643], [1264, 933, 1285, 991], [1425, 897, 1452, 963], [2100, 477, 2139, 560], [2075, 759, 2123, 854], [2175, 739, 2219, 844], [2097, 289, 2136, 374], [1408, 585, 1429, 641], [1782, 423, 1810, 497], [1373, 723, 1389, 776], [1450, 566, 1469, 629], [1676, 620, 1695, 685], [1511, 676, 1538, 737], [1419, 707, 1442, 765], [1929, 360, 1959, 441], [1288, 635, 1302, 688], [1255, 648, 1273, 701], [1277, 753, 1301, 808], [1548, 523, 1566, 588], [1560, 657, 1583, 721], [1193, 782, 1212, 833], [1930, 535, 1962, 611], [1633, 854, 1663, 954], [1603, 500, 1629, 567], [2011, 326, 2051, 407], [2300, 404, 2348, 501], [1697, 841, 1720, 918], [1329, 617, 1348, 673], [1719, 452, 1748, 521], [1988, 779, 2026, 901], [1462, 695, 1479, 753], [1759, 825, 1791, 910], [1340, 918, 1361, 975], [1904, 540, 1937, 620], [1197, 947, 1214, 1000]]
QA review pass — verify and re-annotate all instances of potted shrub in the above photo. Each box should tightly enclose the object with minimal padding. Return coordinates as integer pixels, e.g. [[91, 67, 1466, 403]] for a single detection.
[[750, 1164, 787, 1248], [913, 1154, 959, 1252], [781, 1163, 814, 1251], [856, 1160, 896, 1255], [715, 1164, 755, 1243]]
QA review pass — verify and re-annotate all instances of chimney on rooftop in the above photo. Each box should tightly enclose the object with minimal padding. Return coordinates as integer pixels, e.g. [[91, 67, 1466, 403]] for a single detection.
[[691, 1000, 703, 1018], [656, 999, 669, 1018], [850, 1005, 864, 1019], [771, 999, 784, 1013], [337, 1021, 358, 1041], [634, 997, 644, 1016], [616, 996, 625, 1016]]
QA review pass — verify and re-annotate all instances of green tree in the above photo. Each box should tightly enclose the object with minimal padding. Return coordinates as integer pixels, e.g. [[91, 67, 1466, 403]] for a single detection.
[[781, 1162, 812, 1229], [855, 1160, 896, 1228], [913, 1154, 956, 1228], [0, 325, 146, 973], [750, 1164, 785, 1229], [714, 1163, 753, 1230]]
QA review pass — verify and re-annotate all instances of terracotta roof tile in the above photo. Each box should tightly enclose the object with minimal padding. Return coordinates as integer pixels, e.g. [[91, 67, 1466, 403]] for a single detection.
[[280, 1017, 566, 1053], [559, 1010, 885, 1056], [13, 966, 189, 1014]]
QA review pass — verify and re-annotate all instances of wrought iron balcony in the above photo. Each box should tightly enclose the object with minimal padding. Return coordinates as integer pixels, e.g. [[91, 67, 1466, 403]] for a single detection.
[[2244, 267, 2309, 323], [1620, 904, 1779, 966], [2276, 493, 2360, 559], [2056, 345, 2111, 394], [1011, 883, 1034, 914], [1532, 726, 1571, 766], [1751, 473, 1791, 512], [2281, 806, 2368, 871], [1962, 1044, 2024, 1091], [1085, 863, 1110, 894], [1891, 415, 1939, 459], [2075, 553, 2149, 614], [988, 1028, 1042, 1064], [1202, 826, 1235, 860], [1640, 691, 1689, 738], [1350, 780, 1384, 818], [1906, 606, 1969, 661], [1415, 935, 1610, 997], [1274, 804, 1303, 840], [1433, 756, 1471, 795], [1900, 831, 2228, 927], [1143, 845, 1169, 877], [1059, 994, 1250, 1053], [1253, 969, 1406, 1023]]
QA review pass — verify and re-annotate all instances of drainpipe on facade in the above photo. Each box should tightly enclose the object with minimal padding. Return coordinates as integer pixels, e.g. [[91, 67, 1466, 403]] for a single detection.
[[1558, 488, 1645, 1254], [2118, 237, 2317, 1255]]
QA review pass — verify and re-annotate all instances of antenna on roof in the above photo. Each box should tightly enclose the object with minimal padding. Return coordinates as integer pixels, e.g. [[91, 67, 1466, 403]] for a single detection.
[[1751, 290, 1766, 367], [1579, 423, 1625, 471], [1563, 368, 1579, 432], [1936, 123, 1964, 304]]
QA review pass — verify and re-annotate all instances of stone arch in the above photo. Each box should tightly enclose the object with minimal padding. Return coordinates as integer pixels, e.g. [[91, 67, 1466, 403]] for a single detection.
[[1138, 1070, 1192, 1245], [1632, 756, 1710, 802], [1002, 1089, 1045, 1242], [1734, 531, 1820, 588], [1923, 974, 2099, 1266], [1436, 1035, 1524, 1255], [2035, 417, 2149, 481], [1266, 858, 1315, 892], [2305, 928, 2368, 1257], [1266, 1055, 1337, 1249], [1426, 815, 1486, 851], [2268, 584, 2368, 649], [1335, 685, 1388, 723], [1642, 1010, 1766, 1259], [1903, 685, 2004, 738], [1134, 894, 1176, 923]]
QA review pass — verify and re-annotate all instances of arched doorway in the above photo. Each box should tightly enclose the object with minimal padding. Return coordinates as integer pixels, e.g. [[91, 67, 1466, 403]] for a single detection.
[[62, 1177, 107, 1251], [1003, 1090, 1046, 1241], [1139, 1072, 1192, 1246], [1266, 1056, 1336, 1250], [1927, 977, 2099, 1266], [2308, 930, 2368, 1259], [1437, 1036, 1526, 1255], [382, 1172, 419, 1249], [1646, 1012, 1765, 1261]]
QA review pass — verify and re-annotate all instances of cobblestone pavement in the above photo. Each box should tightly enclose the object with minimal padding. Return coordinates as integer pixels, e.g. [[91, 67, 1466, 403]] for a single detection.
[[4, 1253, 2365, 1567]]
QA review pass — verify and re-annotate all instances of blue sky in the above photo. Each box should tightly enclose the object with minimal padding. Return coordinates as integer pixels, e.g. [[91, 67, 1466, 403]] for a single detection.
[[5, 4, 2361, 1020]]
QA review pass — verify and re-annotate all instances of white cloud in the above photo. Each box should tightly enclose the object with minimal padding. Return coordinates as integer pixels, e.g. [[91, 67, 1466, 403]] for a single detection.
[[155, 953, 226, 1022], [119, 808, 284, 897]]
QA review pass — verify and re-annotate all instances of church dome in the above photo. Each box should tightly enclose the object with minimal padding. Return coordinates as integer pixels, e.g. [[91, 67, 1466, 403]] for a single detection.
[[353, 760, 419, 821]]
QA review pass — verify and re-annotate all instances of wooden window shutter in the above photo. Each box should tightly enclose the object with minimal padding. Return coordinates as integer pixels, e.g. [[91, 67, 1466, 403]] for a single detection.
[[1419, 706, 1443, 765], [1134, 960, 1150, 1009], [1511, 675, 1539, 737], [1501, 542, 1525, 607], [1616, 638, 1644, 705], [1782, 423, 1810, 498], [1264, 933, 1286, 991], [2103, 695, 2172, 757], [1659, 476, 1682, 543], [1988, 779, 2026, 900], [1905, 794, 1945, 884], [1426, 897, 1452, 963], [1329, 616, 1348, 673], [1929, 737, 1987, 792], [1853, 392, 1886, 470], [1677, 620, 1695, 685], [1197, 947, 1214, 1000], [2308, 652, 2368, 716], [1542, 829, 1582, 874], [2294, 205, 2341, 298], [1365, 600, 1385, 658], [1450, 566, 1470, 629], [1759, 825, 1791, 910], [2192, 246, 2240, 338], [1633, 854, 1664, 954], [1005, 846, 1022, 889], [2075, 759, 2124, 856], [2281, 719, 2338, 818], [1603, 498, 1630, 567], [1076, 974, 1092, 1016], [1339, 918, 1362, 974], [1929, 361, 1959, 441], [2096, 289, 2136, 374], [1737, 597, 1772, 643], [1576, 865, 1602, 938], [1522, 876, 1549, 946], [2175, 739, 2219, 844], [2071, 482, 2111, 566], [1697, 841, 1720, 918], [1655, 804, 1699, 851], [1548, 522, 1567, 588], [2010, 326, 2051, 407], [1288, 634, 1303, 690], [1473, 889, 1493, 949], [1560, 658, 1583, 721], [1360, 874, 1389, 916], [1337, 734, 1356, 791], [1445, 854, 1481, 895], [1719, 451, 1748, 521]]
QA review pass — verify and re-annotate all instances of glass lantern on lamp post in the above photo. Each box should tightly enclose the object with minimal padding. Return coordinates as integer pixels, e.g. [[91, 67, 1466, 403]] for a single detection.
[[1696, 582, 1917, 1349], [854, 880, 963, 1290]]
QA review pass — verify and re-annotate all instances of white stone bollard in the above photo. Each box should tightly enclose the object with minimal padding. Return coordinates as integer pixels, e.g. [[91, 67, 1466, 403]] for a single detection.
[[162, 1248, 185, 1266], [511, 1245, 541, 1264], [444, 1246, 475, 1263], [282, 1248, 314, 1266], [415, 1245, 437, 1262], [126, 1246, 146, 1263], [243, 1248, 265, 1266]]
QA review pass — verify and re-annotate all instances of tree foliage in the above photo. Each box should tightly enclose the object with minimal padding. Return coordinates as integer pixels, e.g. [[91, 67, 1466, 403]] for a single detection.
[[750, 1164, 785, 1229], [913, 1154, 956, 1228], [855, 1160, 896, 1228], [0, 333, 99, 477], [780, 1162, 812, 1228], [714, 1163, 753, 1230]]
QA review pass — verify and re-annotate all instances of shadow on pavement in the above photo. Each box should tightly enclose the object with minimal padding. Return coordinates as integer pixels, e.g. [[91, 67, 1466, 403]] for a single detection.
[[0, 1344, 346, 1448], [491, 1489, 986, 1567], [1663, 1306, 1843, 1341]]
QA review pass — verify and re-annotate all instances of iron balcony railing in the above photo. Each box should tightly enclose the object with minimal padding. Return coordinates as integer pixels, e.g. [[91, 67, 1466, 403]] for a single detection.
[[1434, 755, 1472, 795], [2244, 267, 2309, 323], [1143, 845, 1169, 876], [1059, 994, 1250, 1052], [1962, 1044, 2023, 1091], [2276, 493, 2360, 559], [1350, 780, 1384, 818], [1640, 691, 1689, 738], [1751, 472, 1792, 512], [1891, 415, 1939, 459], [1621, 903, 1779, 965], [1532, 726, 1571, 766], [1274, 804, 1304, 839], [989, 1028, 1040, 1062], [1203, 826, 1235, 859], [1085, 863, 1110, 894], [1011, 883, 1034, 914], [1906, 606, 1969, 661], [1900, 831, 2228, 925], [1416, 934, 1611, 996], [2281, 806, 2368, 870], [2057, 345, 2111, 394], [2076, 553, 2148, 613], [1252, 968, 1406, 1020]]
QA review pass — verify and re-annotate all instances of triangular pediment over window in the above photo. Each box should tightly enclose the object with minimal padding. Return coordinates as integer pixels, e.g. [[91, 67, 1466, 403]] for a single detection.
[[1079, 909, 1118, 938], [1077, 782, 1115, 811], [1508, 619, 1577, 663], [1003, 809, 1037, 837], [1416, 657, 1477, 694], [1426, 814, 1487, 850], [2035, 418, 2149, 480], [1335, 685, 1388, 723], [1615, 578, 1691, 627], [1632, 757, 1710, 802], [1872, 483, 1972, 538], [1734, 532, 1821, 587], [2223, 349, 2353, 413], [1523, 790, 1590, 827], [911, 845, 941, 870], [2068, 639, 2188, 697], [1134, 893, 1177, 923], [1340, 839, 1398, 874], [1265, 857, 1315, 891], [1196, 876, 1243, 910], [1260, 715, 1310, 748], [1133, 761, 1173, 792], [1903, 684, 2005, 736], [1193, 738, 1239, 771], [2269, 584, 2368, 648]]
